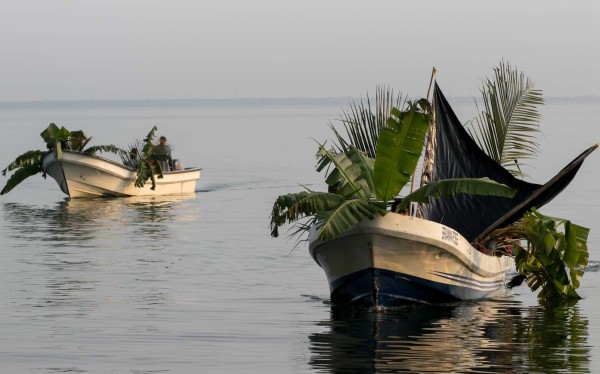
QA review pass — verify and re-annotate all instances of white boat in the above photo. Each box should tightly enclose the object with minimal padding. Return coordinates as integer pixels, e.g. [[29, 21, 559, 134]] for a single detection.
[[309, 213, 513, 307], [306, 82, 595, 308], [42, 150, 201, 198]]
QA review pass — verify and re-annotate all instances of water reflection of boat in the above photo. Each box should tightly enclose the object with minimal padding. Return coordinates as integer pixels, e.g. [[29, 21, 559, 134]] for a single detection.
[[309, 300, 591, 373], [1, 201, 97, 246], [309, 84, 596, 307], [1, 194, 198, 244], [65, 195, 199, 239], [42, 150, 201, 198]]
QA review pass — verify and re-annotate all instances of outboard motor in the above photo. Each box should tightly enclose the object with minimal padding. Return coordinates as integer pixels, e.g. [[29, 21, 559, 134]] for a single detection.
[[172, 159, 183, 171]]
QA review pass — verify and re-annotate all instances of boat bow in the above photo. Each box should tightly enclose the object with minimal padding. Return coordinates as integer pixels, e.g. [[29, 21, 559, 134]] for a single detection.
[[309, 213, 513, 307]]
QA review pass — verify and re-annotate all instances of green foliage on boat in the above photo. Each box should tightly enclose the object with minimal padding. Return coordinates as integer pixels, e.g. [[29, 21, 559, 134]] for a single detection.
[[327, 86, 407, 158], [479, 209, 589, 303], [1, 123, 171, 195], [270, 99, 516, 242], [467, 62, 589, 302], [1, 123, 101, 195], [133, 126, 172, 190], [271, 61, 592, 304], [467, 61, 544, 178]]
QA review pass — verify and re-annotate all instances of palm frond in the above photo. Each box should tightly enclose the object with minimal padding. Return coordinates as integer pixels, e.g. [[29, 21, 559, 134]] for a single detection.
[[467, 61, 544, 177], [83, 144, 128, 157], [328, 86, 406, 157]]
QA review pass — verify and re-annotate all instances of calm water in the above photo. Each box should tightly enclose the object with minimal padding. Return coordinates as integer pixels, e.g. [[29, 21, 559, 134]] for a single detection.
[[0, 101, 599, 373]]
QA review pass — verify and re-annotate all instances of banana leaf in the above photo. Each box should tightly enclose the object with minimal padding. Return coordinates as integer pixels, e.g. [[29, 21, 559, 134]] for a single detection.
[[316, 145, 373, 198], [132, 126, 164, 190], [512, 209, 590, 302], [396, 178, 517, 211], [2, 150, 43, 176], [314, 198, 387, 241], [67, 130, 92, 151], [270, 190, 345, 238], [40, 123, 70, 146], [40, 123, 71, 157], [142, 126, 159, 154], [373, 107, 430, 201], [0, 163, 43, 195], [135, 158, 163, 190]]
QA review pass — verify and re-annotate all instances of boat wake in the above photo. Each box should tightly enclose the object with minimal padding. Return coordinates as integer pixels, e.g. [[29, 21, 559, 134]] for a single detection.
[[196, 183, 233, 193], [197, 181, 318, 193]]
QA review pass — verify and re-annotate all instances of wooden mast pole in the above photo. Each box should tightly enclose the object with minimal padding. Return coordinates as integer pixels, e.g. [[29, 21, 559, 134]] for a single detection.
[[409, 67, 437, 217]]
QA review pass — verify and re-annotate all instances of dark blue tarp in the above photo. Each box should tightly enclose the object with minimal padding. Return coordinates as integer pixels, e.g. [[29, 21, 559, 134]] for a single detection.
[[423, 83, 596, 242]]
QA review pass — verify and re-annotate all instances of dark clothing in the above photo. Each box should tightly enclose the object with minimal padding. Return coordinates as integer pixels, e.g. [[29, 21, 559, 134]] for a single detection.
[[154, 144, 172, 159], [154, 143, 172, 171]]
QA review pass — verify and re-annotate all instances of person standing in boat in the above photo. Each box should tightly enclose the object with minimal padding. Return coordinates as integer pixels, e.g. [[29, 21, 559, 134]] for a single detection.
[[154, 135, 172, 171]]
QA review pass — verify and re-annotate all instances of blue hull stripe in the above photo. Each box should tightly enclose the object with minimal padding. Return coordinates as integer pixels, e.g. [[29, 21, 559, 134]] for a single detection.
[[431, 271, 502, 290], [330, 268, 502, 307]]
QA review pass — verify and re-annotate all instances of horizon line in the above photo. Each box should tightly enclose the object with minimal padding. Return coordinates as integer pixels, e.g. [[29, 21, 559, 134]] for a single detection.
[[1, 95, 599, 109]]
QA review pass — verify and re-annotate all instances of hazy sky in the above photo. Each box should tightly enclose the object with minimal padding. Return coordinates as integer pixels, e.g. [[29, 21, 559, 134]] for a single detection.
[[1, 0, 598, 101]]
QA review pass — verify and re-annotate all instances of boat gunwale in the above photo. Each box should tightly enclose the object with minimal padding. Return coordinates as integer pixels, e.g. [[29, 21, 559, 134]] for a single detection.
[[42, 149, 202, 176], [309, 213, 513, 278]]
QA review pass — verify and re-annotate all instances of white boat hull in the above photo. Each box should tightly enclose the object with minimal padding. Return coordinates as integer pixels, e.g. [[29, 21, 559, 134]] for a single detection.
[[42, 150, 201, 198], [309, 213, 513, 307]]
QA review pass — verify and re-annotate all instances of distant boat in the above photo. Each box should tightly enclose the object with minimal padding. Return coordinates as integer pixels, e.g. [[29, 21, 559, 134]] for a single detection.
[[307, 82, 596, 308], [42, 150, 201, 198]]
